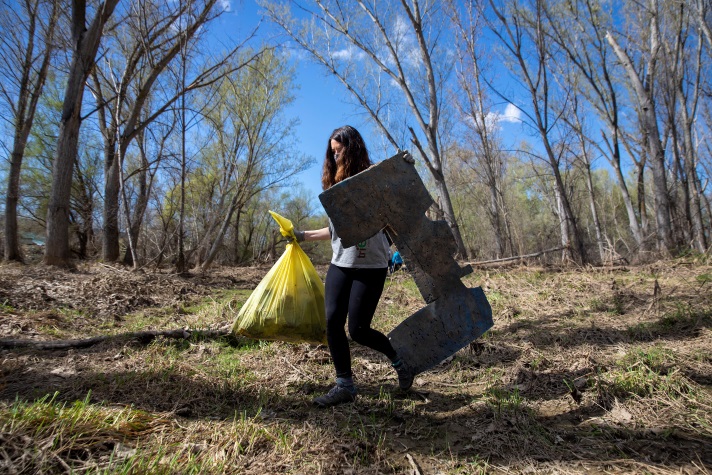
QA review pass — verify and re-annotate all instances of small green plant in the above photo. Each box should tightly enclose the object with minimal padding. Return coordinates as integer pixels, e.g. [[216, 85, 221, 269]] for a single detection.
[[525, 270, 545, 283], [619, 346, 675, 372], [0, 299, 16, 312], [529, 355, 543, 370], [453, 456, 491, 475], [628, 306, 710, 338], [606, 346, 692, 399], [377, 386, 396, 417], [486, 290, 503, 303], [483, 387, 524, 416], [589, 298, 607, 312]]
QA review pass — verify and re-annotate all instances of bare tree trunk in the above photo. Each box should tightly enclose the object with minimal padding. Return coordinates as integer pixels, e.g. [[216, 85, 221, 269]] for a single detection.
[[564, 93, 607, 262], [5, 147, 25, 262], [90, 70, 120, 262], [233, 208, 242, 264], [488, 182, 505, 258], [91, 0, 246, 264], [448, 0, 512, 258], [3, 0, 59, 262], [670, 130, 692, 246], [123, 144, 152, 266], [103, 144, 121, 261], [176, 54, 188, 274], [636, 157, 651, 240], [675, 30, 707, 252], [606, 22, 674, 254], [554, 185, 572, 261], [584, 163, 605, 262], [544, 0, 647, 256], [45, 0, 119, 266], [199, 195, 243, 271], [488, 0, 586, 264], [73, 155, 95, 259]]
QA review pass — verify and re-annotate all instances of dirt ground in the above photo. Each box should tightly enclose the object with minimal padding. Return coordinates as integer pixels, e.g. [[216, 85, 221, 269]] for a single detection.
[[1, 259, 711, 474]]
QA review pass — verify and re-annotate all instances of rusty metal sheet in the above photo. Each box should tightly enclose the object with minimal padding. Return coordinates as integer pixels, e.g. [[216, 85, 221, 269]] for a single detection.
[[319, 152, 493, 377]]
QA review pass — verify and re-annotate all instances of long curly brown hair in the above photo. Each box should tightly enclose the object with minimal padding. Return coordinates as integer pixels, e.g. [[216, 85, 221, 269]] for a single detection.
[[321, 126, 371, 190]]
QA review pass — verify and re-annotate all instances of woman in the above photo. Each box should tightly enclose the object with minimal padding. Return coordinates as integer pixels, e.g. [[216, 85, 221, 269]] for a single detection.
[[291, 125, 414, 408]]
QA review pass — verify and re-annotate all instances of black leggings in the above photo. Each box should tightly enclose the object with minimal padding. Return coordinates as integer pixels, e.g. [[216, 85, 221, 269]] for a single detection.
[[324, 264, 396, 379]]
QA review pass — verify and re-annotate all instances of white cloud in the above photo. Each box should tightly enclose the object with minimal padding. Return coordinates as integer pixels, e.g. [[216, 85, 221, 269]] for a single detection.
[[501, 103, 522, 123], [483, 103, 522, 129], [331, 46, 365, 61], [332, 48, 354, 60], [220, 0, 231, 12]]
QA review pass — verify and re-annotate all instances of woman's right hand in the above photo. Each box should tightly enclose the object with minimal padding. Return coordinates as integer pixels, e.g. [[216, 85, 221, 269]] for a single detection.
[[284, 230, 305, 243]]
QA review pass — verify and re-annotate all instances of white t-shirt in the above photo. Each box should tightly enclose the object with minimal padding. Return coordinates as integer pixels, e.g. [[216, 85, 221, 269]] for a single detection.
[[329, 219, 390, 268]]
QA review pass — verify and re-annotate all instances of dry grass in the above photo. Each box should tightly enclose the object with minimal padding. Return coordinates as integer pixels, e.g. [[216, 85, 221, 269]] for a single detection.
[[1, 259, 711, 474]]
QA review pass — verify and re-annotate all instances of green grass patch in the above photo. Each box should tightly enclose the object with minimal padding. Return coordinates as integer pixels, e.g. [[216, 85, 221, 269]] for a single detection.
[[486, 290, 504, 305], [200, 344, 259, 385], [102, 289, 253, 335], [0, 299, 16, 312], [627, 305, 712, 338], [605, 346, 694, 399], [0, 392, 172, 473]]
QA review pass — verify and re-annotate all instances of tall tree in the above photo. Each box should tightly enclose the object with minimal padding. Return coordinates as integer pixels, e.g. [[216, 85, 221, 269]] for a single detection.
[[689, 0, 712, 49], [196, 50, 311, 271], [658, 1, 708, 252], [542, 0, 648, 254], [90, 0, 253, 264], [564, 93, 607, 262], [1, 0, 60, 261], [44, 0, 120, 265], [605, 0, 674, 253], [486, 0, 587, 263], [447, 0, 514, 259], [260, 0, 469, 258], [119, 114, 175, 266]]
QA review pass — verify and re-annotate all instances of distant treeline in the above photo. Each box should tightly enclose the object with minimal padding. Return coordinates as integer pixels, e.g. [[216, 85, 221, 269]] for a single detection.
[[1, 0, 710, 269]]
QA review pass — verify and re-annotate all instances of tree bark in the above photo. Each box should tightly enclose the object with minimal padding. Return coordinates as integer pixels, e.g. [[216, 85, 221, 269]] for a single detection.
[[488, 0, 586, 264], [675, 28, 707, 252], [44, 0, 120, 266], [103, 144, 121, 261], [4, 0, 59, 262], [123, 146, 151, 266], [543, 0, 647, 255], [5, 147, 25, 262], [73, 155, 95, 259], [606, 28, 674, 254]]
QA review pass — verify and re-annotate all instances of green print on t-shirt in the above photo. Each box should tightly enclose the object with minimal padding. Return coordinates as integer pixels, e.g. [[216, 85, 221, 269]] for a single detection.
[[357, 240, 367, 258]]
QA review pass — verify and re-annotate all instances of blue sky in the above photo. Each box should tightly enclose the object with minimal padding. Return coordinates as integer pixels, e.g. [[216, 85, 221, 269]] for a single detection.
[[213, 0, 524, 205], [214, 1, 380, 202]]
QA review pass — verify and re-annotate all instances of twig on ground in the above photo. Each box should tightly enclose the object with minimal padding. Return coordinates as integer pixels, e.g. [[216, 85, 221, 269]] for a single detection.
[[464, 247, 566, 266], [0, 325, 232, 350], [406, 453, 423, 475]]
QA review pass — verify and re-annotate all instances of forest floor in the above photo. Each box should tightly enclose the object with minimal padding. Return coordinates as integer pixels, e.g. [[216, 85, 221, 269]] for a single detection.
[[0, 258, 711, 474]]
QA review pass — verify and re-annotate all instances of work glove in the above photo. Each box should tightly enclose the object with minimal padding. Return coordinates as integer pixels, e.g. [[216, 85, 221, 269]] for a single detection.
[[398, 149, 415, 164], [284, 230, 305, 243]]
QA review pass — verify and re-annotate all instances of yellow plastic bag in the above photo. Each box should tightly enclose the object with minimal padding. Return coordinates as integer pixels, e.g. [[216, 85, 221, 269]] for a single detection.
[[232, 211, 326, 345]]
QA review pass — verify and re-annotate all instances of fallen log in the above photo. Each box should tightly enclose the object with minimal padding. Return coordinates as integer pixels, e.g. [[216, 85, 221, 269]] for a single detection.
[[464, 246, 566, 266], [0, 326, 232, 351]]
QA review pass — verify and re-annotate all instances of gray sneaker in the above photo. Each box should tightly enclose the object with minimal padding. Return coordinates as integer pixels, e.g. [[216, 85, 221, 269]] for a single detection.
[[393, 360, 414, 390], [313, 385, 357, 407]]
